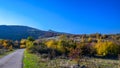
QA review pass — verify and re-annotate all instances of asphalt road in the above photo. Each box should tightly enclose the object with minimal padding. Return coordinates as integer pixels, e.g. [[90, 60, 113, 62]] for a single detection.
[[0, 49, 24, 68]]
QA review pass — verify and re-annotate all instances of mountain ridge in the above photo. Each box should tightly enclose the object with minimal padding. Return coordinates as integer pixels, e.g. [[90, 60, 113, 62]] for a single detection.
[[0, 25, 69, 40]]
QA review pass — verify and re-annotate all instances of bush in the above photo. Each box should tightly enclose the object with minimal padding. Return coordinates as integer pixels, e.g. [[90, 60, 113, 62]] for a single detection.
[[9, 45, 13, 51], [95, 41, 120, 56], [20, 45, 26, 48]]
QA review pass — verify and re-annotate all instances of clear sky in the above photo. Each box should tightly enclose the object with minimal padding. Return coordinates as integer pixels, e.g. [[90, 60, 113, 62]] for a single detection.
[[0, 0, 119, 34]]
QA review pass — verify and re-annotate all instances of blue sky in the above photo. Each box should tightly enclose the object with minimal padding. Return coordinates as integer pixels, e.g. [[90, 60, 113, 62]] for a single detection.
[[0, 0, 119, 34]]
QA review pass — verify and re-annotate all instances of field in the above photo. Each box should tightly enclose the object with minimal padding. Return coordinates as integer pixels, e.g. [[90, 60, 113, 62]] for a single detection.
[[23, 50, 120, 68]]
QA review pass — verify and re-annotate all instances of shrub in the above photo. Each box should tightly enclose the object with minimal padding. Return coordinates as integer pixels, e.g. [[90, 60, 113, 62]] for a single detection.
[[20, 45, 26, 48], [95, 41, 120, 56], [9, 45, 13, 51]]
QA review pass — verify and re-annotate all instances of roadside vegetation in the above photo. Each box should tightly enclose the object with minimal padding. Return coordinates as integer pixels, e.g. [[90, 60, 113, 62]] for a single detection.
[[23, 33, 120, 68], [23, 50, 41, 68], [0, 39, 20, 58], [24, 50, 119, 68], [0, 50, 15, 58]]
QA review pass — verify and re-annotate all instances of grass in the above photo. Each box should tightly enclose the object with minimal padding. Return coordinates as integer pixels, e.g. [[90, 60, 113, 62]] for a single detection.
[[0, 50, 15, 58], [78, 57, 119, 68], [24, 50, 43, 68], [23, 50, 120, 68], [23, 50, 75, 68]]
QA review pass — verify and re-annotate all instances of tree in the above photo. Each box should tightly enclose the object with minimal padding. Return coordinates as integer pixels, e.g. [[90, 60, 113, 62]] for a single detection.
[[27, 36, 35, 41], [20, 45, 26, 48], [45, 40, 57, 49], [88, 37, 92, 43], [69, 47, 82, 66], [3, 41, 8, 48], [76, 42, 94, 56], [95, 41, 120, 56], [20, 39, 26, 48]]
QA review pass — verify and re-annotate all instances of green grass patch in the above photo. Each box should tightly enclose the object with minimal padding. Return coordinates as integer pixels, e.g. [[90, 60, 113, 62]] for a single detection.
[[23, 50, 75, 68], [24, 50, 43, 68]]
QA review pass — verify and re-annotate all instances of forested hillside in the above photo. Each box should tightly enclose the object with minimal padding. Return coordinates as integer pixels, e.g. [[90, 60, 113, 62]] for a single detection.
[[0, 25, 66, 40]]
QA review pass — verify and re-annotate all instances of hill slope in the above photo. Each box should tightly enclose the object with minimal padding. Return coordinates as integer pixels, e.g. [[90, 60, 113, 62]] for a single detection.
[[0, 25, 64, 40]]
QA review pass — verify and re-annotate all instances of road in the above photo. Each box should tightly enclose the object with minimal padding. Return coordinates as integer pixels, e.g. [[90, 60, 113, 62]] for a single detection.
[[0, 49, 24, 68]]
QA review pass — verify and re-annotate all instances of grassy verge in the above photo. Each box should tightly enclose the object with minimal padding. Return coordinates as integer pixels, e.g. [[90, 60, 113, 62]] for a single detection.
[[23, 50, 41, 68], [23, 50, 75, 68], [0, 50, 15, 58]]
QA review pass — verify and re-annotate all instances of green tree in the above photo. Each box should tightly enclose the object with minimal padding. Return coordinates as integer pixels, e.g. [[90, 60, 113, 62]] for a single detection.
[[27, 36, 35, 41]]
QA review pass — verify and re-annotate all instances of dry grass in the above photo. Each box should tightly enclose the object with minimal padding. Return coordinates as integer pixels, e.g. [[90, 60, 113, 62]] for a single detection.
[[24, 51, 119, 68]]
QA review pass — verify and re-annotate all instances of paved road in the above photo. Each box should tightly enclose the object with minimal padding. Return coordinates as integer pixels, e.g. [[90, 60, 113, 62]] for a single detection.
[[0, 49, 24, 68]]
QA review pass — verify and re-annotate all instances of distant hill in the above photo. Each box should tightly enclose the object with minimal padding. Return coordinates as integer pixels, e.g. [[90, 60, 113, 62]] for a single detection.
[[0, 25, 69, 40]]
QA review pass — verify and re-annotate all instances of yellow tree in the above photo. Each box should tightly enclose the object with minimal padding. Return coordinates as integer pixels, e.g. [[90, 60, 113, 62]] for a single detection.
[[88, 37, 92, 43], [20, 39, 26, 48], [95, 41, 120, 56], [45, 40, 57, 49], [3, 40, 8, 48], [95, 41, 108, 56], [107, 41, 120, 55]]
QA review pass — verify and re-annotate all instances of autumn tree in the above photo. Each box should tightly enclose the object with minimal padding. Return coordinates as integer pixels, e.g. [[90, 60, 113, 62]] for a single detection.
[[88, 37, 92, 43], [45, 40, 57, 49], [95, 41, 120, 56], [20, 39, 26, 48]]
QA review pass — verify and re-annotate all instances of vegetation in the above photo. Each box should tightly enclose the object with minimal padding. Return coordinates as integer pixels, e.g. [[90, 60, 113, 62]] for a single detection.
[[23, 50, 41, 68], [0, 50, 15, 58], [23, 34, 120, 68], [0, 39, 20, 58], [24, 49, 119, 68], [95, 41, 120, 56], [0, 25, 66, 40], [0, 32, 120, 68]]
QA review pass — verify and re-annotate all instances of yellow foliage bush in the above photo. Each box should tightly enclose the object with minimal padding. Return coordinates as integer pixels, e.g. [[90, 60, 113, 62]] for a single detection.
[[20, 45, 26, 48], [95, 41, 120, 56], [45, 40, 66, 53], [45, 40, 57, 49]]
